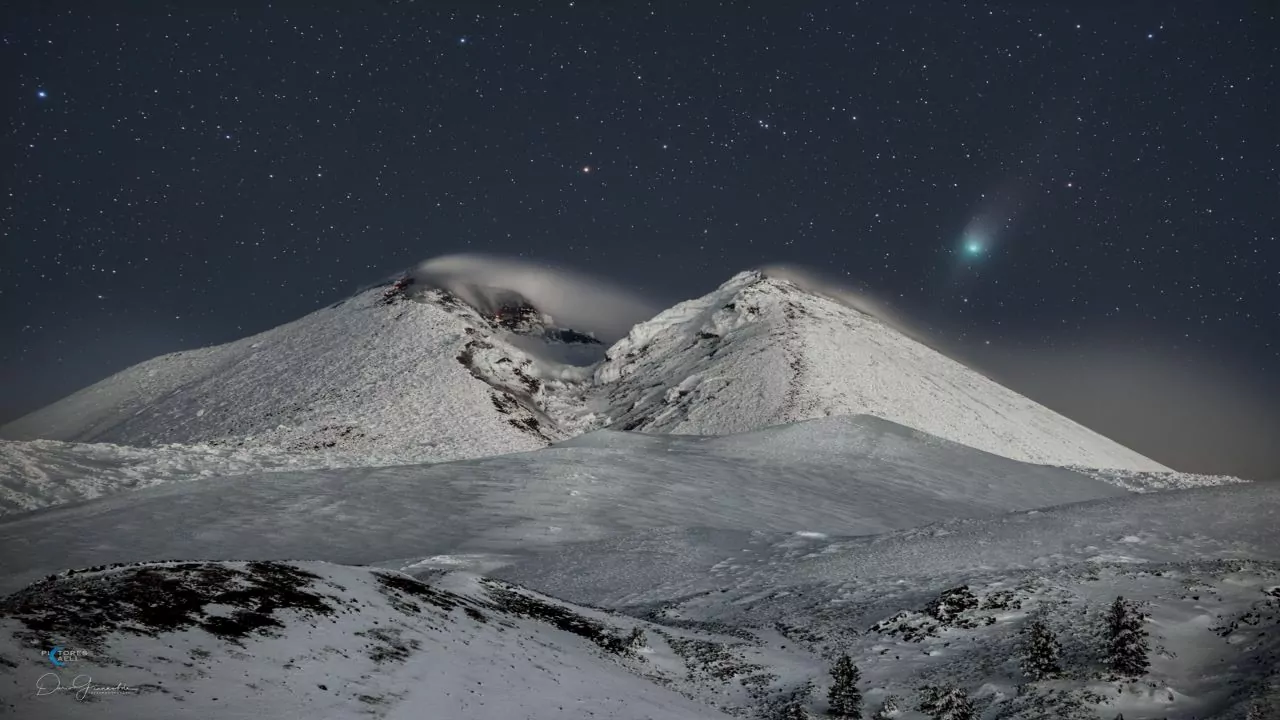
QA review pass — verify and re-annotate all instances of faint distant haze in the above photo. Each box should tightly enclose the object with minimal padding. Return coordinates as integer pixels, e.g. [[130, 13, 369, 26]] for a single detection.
[[971, 345, 1280, 483]]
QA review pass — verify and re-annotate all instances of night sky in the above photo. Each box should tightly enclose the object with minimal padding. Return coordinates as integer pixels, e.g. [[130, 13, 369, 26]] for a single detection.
[[4, 2, 1277, 478]]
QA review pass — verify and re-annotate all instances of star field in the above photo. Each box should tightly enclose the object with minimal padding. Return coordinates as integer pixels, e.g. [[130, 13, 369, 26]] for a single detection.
[[3, 2, 1277, 476]]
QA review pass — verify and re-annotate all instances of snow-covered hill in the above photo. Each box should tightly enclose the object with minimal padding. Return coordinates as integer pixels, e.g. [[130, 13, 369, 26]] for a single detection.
[[590, 271, 1167, 471], [0, 462, 1275, 718], [0, 438, 413, 517], [3, 251, 1270, 719], [0, 561, 736, 720], [2, 268, 1168, 473], [0, 280, 602, 464], [0, 415, 1139, 594]]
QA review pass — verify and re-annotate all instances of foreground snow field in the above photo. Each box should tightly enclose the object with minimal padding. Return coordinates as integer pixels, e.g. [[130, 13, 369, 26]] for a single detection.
[[1, 562, 738, 720], [0, 416, 1273, 718], [1, 483, 1277, 719], [0, 416, 1139, 594]]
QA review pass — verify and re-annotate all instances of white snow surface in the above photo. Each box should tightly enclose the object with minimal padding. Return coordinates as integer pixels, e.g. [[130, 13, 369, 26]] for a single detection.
[[2, 269, 1168, 472], [0, 562, 734, 720], [590, 271, 1167, 470], [0, 442, 1275, 718], [1066, 465, 1251, 493], [4, 268, 1265, 719], [0, 417, 1272, 718], [0, 416, 1135, 594], [0, 438, 409, 516], [0, 285, 570, 463]]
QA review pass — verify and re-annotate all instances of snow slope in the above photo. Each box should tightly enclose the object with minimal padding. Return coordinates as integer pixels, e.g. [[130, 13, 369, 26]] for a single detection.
[[0, 463, 1275, 718], [0, 438, 417, 517], [590, 270, 1167, 471], [0, 283, 594, 464], [507, 484, 1280, 719], [0, 561, 735, 720], [3, 268, 1168, 473], [0, 416, 1134, 594]]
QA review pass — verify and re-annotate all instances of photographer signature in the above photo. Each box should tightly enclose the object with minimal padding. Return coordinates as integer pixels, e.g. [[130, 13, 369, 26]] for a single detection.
[[36, 673, 140, 701]]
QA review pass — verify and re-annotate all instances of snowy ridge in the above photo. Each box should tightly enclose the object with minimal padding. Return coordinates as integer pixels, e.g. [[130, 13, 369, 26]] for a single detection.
[[4, 268, 1167, 473], [0, 284, 583, 463], [1065, 465, 1250, 493], [0, 416, 1232, 520], [0, 415, 1133, 594], [591, 271, 1167, 471], [0, 561, 734, 720], [0, 438, 412, 517]]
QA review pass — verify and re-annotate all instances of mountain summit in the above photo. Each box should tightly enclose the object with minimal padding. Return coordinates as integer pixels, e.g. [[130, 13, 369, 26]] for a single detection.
[[589, 270, 1168, 470], [1, 269, 1167, 471], [0, 277, 584, 463]]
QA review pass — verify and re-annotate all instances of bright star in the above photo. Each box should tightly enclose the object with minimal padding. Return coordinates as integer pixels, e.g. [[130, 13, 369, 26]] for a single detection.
[[36, 90, 48, 99]]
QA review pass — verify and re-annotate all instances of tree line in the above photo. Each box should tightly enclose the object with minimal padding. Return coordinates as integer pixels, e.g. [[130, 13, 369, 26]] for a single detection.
[[777, 595, 1152, 719]]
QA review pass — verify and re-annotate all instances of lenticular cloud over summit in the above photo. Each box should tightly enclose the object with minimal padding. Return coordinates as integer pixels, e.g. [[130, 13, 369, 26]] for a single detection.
[[410, 254, 659, 342]]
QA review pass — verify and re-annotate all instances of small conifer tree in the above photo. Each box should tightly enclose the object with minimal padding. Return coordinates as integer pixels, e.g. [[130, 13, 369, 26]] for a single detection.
[[625, 627, 646, 651], [1020, 614, 1062, 681], [918, 684, 976, 720], [1105, 596, 1150, 677], [827, 653, 863, 719]]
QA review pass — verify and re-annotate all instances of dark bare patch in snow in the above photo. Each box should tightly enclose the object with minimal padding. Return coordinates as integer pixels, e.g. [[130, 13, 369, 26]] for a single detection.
[[356, 626, 421, 664], [481, 578, 639, 656], [0, 561, 341, 649], [373, 570, 474, 617]]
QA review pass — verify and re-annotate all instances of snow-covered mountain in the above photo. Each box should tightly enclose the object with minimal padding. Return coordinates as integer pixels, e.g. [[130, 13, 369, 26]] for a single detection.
[[0, 279, 601, 464], [0, 258, 1270, 717], [1, 269, 1167, 472], [590, 271, 1167, 471]]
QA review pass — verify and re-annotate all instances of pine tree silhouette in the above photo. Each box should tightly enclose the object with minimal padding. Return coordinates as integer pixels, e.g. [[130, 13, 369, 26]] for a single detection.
[[918, 685, 976, 720], [1105, 596, 1150, 677], [827, 653, 863, 719], [625, 627, 646, 652], [1020, 614, 1062, 681]]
